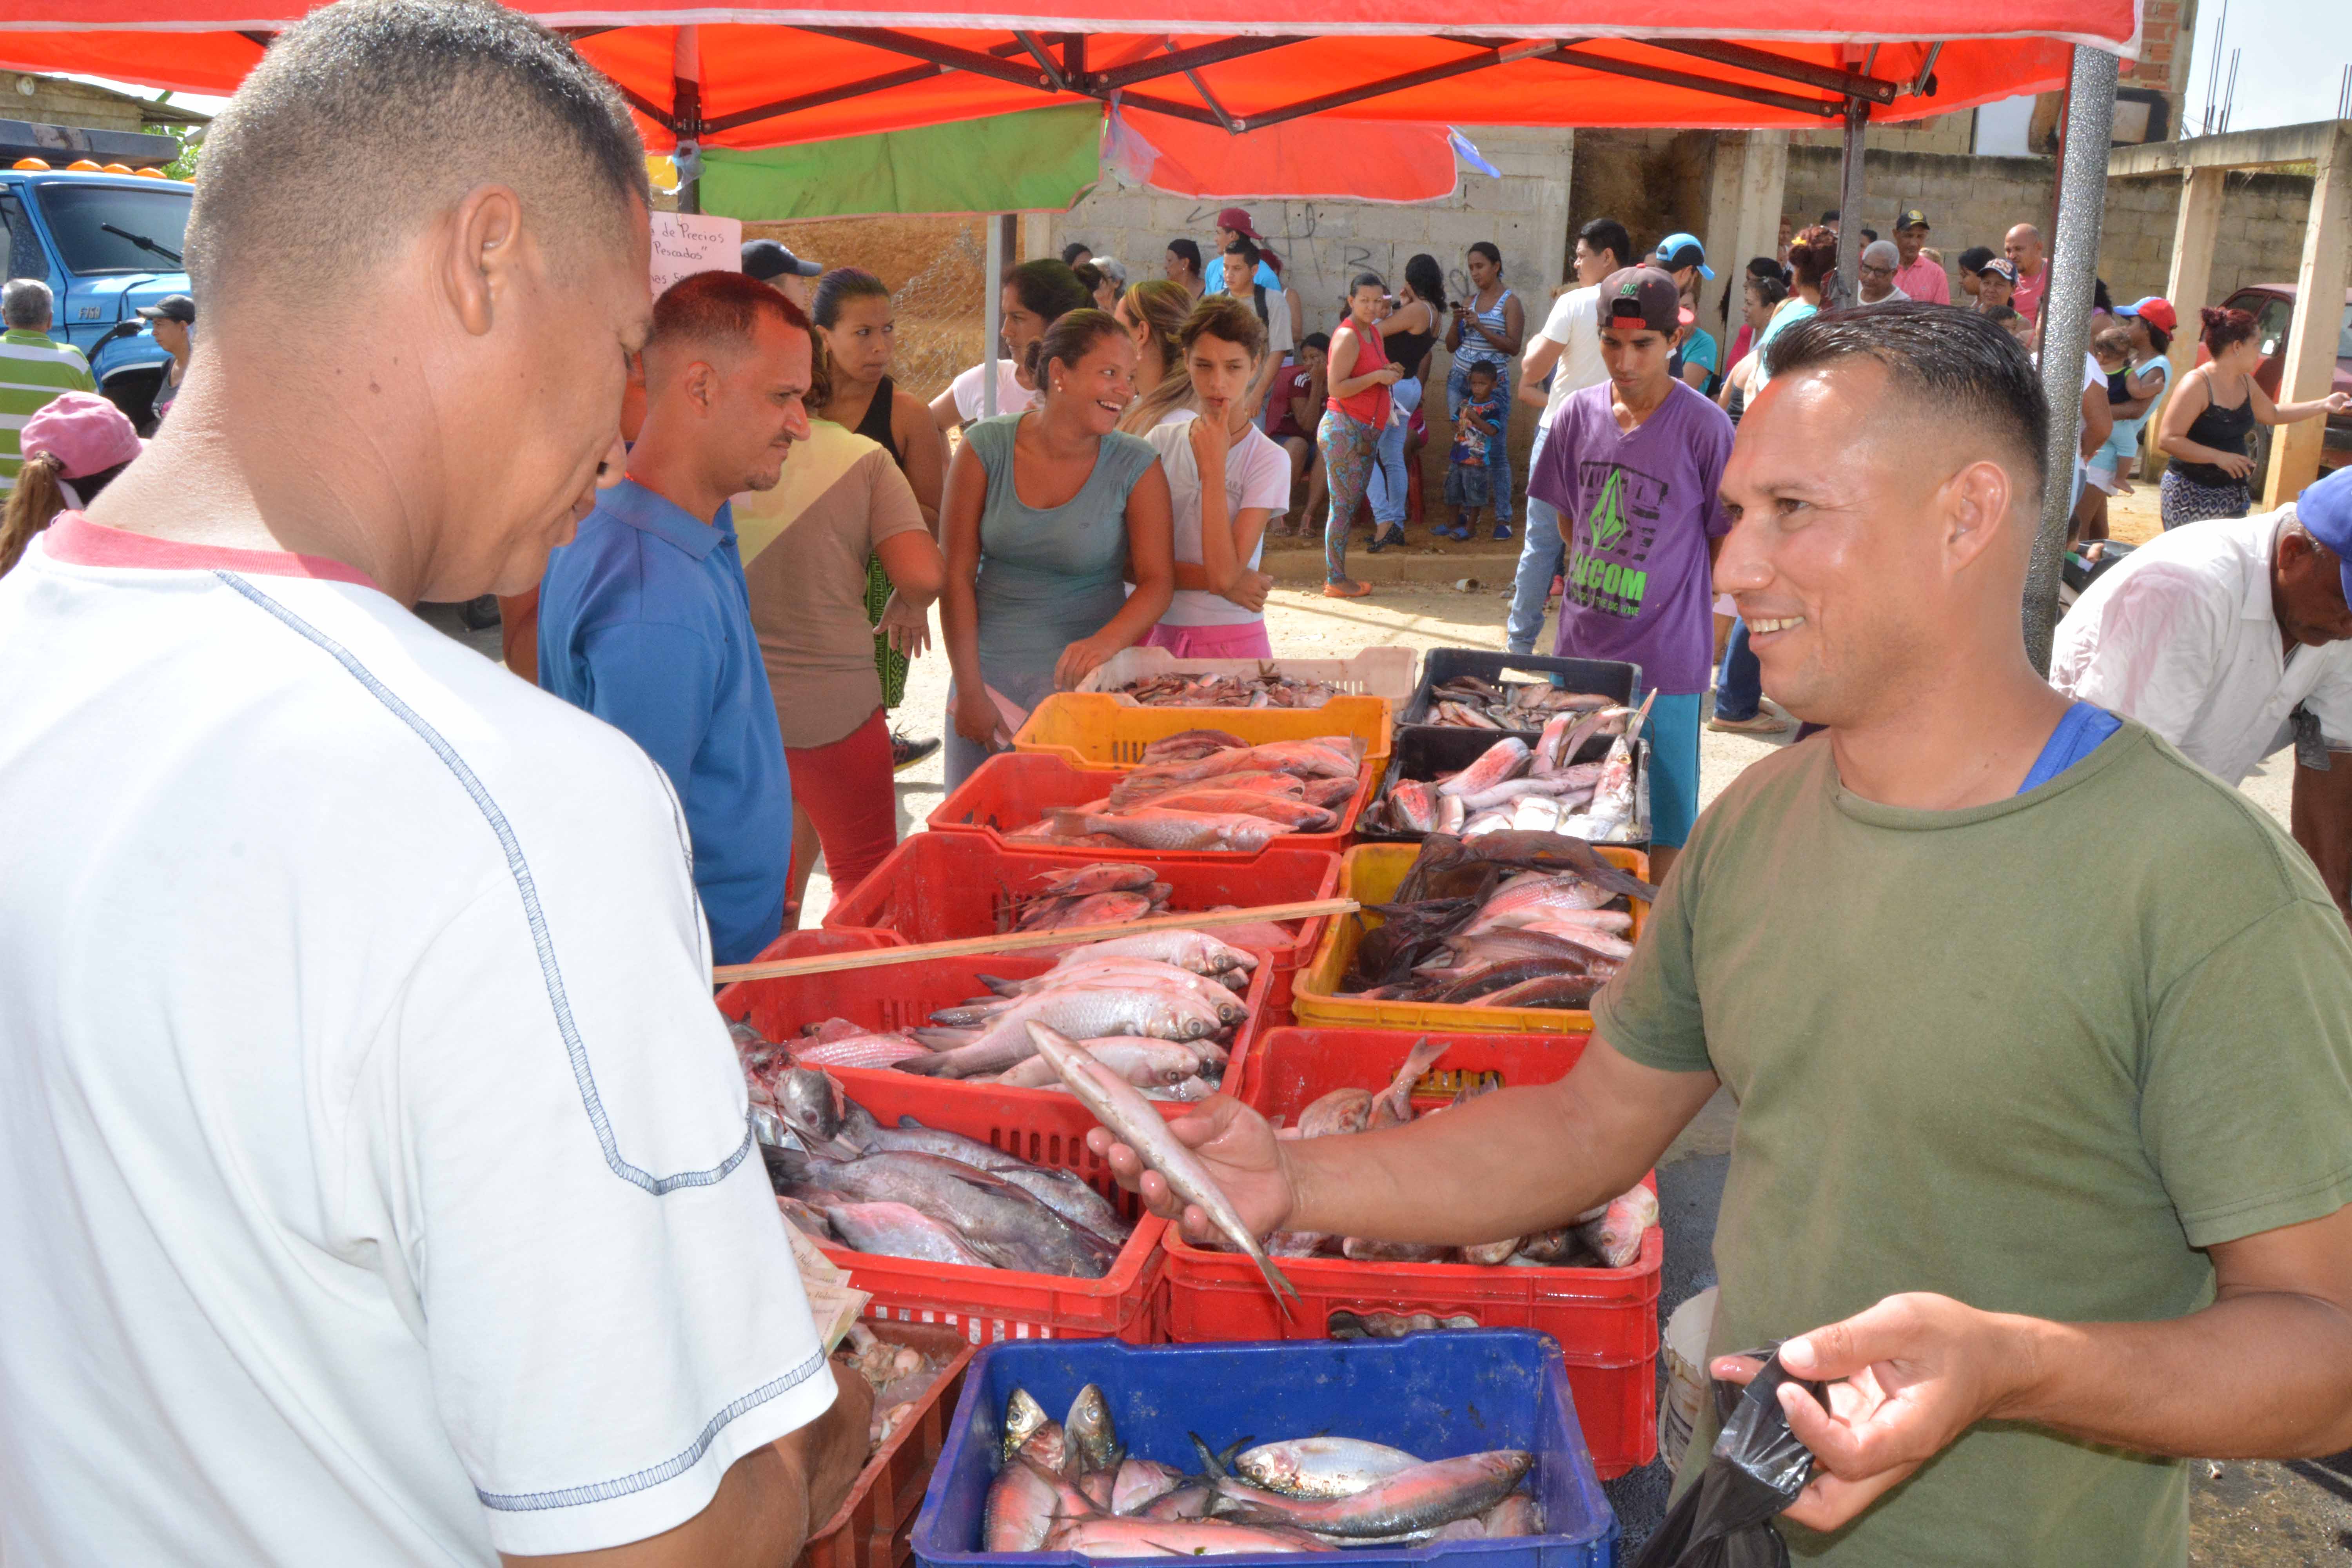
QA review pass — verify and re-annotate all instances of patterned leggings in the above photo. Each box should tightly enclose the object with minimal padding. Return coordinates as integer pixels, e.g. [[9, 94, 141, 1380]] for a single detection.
[[1318, 407, 1380, 583], [2159, 467, 2250, 530]]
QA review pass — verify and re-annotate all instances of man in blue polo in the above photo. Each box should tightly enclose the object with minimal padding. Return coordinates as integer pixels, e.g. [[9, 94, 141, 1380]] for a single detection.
[[539, 270, 809, 964]]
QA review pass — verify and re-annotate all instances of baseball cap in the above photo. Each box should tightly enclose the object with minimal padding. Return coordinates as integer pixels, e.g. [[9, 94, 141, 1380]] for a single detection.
[[1598, 267, 1693, 334], [740, 239, 821, 281], [1977, 256, 2018, 283], [2114, 295, 2178, 334], [1654, 232, 1713, 280], [2296, 466, 2352, 610], [1215, 207, 1261, 239], [21, 390, 141, 478], [135, 292, 195, 324], [1896, 208, 1930, 230]]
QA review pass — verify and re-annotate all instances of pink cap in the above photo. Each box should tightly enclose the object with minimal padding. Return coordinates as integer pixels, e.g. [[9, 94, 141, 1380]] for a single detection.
[[23, 391, 142, 479]]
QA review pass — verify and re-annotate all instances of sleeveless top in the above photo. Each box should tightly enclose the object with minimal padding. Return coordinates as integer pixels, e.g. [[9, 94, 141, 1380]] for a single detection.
[[1455, 286, 1517, 368], [2173, 376, 2257, 488], [964, 414, 1159, 679], [851, 374, 900, 463], [1327, 321, 1392, 428], [1387, 302, 1439, 383]]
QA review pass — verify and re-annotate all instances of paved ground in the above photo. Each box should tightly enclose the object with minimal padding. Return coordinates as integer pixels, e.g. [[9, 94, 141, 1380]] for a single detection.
[[422, 483, 2343, 1558]]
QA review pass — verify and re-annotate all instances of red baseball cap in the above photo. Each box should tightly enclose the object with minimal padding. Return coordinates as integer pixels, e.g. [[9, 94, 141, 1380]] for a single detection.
[[1215, 207, 1260, 239], [2116, 296, 2178, 334]]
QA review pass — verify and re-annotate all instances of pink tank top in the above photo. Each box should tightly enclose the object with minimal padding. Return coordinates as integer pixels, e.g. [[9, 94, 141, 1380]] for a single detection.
[[1327, 319, 1391, 427]]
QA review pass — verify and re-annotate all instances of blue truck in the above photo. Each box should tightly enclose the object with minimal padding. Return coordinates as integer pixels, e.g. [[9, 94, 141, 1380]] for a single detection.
[[0, 148, 193, 430]]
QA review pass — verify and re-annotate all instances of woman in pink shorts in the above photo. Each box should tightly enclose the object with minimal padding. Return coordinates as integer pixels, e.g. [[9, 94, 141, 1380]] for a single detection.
[[1140, 296, 1289, 658]]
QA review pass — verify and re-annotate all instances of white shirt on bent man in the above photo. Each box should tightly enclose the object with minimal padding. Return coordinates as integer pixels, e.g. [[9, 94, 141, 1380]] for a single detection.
[[0, 514, 832, 1564]]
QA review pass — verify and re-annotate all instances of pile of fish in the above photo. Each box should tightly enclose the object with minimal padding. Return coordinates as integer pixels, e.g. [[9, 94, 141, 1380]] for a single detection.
[[727, 930, 1261, 1096], [842, 1323, 951, 1451], [1008, 862, 1174, 932], [1421, 674, 1618, 730], [1000, 730, 1367, 853], [1254, 1037, 1658, 1270], [761, 1074, 1135, 1279], [1111, 670, 1344, 708], [1366, 699, 1648, 842], [1339, 832, 1655, 1011], [983, 1384, 1543, 1556]]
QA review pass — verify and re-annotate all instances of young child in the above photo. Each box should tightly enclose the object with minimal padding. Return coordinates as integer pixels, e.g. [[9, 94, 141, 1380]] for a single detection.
[[1441, 361, 1505, 541], [2087, 323, 2168, 497]]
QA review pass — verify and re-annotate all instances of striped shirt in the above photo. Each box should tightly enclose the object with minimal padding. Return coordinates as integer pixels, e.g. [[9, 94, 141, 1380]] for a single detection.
[[0, 328, 96, 492]]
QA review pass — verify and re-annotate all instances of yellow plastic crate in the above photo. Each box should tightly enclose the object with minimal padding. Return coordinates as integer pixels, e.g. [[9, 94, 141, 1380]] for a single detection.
[[1290, 842, 1651, 1034], [1012, 692, 1393, 783]]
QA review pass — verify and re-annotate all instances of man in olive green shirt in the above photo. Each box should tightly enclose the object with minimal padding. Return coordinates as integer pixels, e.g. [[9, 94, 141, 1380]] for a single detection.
[[1089, 303, 2352, 1564]]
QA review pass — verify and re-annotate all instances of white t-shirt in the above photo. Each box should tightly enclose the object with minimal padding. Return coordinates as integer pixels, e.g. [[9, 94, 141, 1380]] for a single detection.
[[1146, 408, 1290, 626], [0, 515, 833, 1564], [1533, 284, 1605, 428], [2051, 507, 2352, 785], [951, 358, 1037, 423]]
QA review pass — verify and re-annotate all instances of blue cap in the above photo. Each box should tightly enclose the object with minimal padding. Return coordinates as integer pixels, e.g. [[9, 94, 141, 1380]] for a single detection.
[[1655, 232, 1713, 280], [2298, 466, 2352, 608]]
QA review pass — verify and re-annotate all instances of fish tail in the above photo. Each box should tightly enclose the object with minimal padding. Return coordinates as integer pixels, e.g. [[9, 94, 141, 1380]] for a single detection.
[[1248, 1241, 1304, 1316]]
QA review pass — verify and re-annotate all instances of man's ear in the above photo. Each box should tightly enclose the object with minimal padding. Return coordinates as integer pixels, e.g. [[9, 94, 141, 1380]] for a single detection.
[[444, 184, 524, 339], [1942, 457, 2014, 572], [679, 358, 720, 413]]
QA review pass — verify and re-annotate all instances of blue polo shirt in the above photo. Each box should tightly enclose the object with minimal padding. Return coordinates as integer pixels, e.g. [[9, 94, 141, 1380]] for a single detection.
[[537, 478, 792, 965]]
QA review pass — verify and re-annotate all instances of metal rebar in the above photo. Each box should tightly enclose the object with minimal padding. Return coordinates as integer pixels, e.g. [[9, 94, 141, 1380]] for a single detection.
[[2022, 44, 2121, 672]]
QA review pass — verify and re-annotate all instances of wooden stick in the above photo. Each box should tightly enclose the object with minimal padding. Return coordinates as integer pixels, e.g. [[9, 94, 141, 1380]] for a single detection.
[[711, 898, 1358, 984]]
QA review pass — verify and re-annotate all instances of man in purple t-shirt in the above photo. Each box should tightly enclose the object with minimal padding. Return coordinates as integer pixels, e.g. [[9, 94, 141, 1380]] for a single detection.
[[1527, 266, 1735, 877]]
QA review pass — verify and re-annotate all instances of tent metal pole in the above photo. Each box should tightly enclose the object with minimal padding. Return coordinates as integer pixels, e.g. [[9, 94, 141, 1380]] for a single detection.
[[1642, 39, 1897, 103], [1835, 96, 1867, 303], [983, 214, 1007, 419], [2022, 44, 2120, 672], [672, 24, 702, 215], [1485, 41, 1843, 119]]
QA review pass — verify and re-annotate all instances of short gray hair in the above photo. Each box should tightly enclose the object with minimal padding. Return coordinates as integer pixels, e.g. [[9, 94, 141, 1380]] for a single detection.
[[1, 278, 52, 329]]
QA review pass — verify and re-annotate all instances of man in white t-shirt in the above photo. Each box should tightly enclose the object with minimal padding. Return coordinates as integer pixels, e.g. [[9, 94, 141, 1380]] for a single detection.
[[2053, 470, 2352, 915], [0, 5, 867, 1564], [1506, 215, 1627, 654]]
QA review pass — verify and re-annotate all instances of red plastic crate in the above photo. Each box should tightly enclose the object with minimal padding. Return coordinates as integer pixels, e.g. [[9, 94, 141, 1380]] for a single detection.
[[1165, 1027, 1661, 1479], [720, 946, 1272, 1116], [798, 1321, 975, 1568], [748, 1067, 1172, 1345], [927, 751, 1374, 857], [822, 832, 1341, 1018]]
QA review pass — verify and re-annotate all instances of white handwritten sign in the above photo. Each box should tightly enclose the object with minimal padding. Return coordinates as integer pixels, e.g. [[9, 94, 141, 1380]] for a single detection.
[[649, 211, 742, 297]]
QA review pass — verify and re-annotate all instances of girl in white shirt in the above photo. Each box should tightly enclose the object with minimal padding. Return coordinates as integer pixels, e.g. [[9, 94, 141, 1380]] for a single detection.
[[1140, 296, 1290, 658]]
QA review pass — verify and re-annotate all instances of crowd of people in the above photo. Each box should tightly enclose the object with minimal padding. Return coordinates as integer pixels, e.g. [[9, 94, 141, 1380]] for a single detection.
[[9, 6, 2352, 1565]]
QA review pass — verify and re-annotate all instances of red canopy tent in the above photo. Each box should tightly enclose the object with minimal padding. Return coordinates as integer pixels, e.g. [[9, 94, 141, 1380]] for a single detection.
[[0, 0, 2136, 650], [2, 2, 2132, 151]]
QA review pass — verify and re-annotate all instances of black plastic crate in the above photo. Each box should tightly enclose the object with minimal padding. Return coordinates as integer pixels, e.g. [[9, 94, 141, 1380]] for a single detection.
[[1401, 647, 1643, 737]]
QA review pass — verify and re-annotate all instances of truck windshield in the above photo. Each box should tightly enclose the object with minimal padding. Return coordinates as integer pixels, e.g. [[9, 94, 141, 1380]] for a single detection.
[[33, 182, 192, 275]]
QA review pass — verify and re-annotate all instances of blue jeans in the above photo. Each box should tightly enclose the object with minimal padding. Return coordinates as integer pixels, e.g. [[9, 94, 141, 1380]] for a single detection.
[[1507, 421, 1563, 655], [1368, 376, 1422, 528], [1445, 357, 1514, 521], [1713, 619, 1762, 721], [1644, 692, 1704, 849]]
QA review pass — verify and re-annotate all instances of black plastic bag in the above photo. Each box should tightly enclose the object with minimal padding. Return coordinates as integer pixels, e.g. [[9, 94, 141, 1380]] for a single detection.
[[1629, 1345, 1825, 1568]]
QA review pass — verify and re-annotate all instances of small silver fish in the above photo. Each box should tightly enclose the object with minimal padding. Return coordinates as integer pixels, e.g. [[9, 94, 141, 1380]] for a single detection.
[[1235, 1437, 1425, 1499]]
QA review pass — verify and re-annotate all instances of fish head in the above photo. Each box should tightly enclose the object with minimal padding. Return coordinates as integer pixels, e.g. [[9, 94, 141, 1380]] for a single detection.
[[1004, 1387, 1051, 1459]]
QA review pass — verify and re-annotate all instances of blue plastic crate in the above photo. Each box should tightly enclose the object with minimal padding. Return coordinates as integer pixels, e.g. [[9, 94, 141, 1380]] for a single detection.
[[911, 1332, 1617, 1568]]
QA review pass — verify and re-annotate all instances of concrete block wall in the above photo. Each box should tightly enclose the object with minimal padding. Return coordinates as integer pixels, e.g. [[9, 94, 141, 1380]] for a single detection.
[[1781, 147, 2310, 309], [1047, 124, 1575, 487]]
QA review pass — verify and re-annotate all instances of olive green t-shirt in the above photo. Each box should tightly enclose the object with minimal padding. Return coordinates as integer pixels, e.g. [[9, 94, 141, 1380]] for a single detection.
[[1595, 722, 2352, 1566]]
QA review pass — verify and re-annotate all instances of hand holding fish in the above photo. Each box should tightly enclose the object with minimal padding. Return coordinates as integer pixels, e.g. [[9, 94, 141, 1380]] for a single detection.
[[1083, 1092, 1298, 1247], [1711, 1291, 2026, 1532]]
